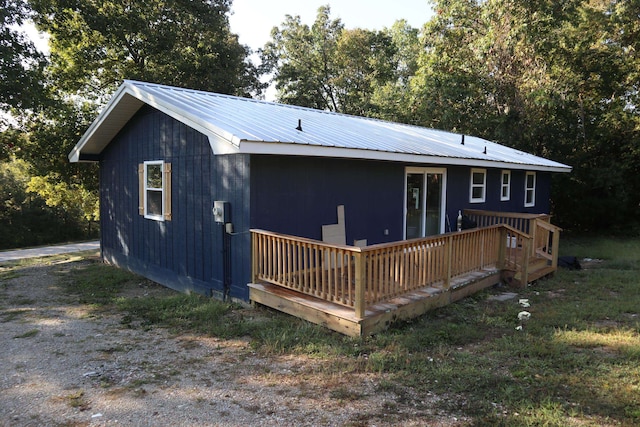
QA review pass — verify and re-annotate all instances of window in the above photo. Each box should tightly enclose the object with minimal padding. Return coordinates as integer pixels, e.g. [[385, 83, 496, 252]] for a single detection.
[[139, 161, 172, 221], [470, 168, 486, 203], [501, 170, 511, 201], [524, 171, 536, 207]]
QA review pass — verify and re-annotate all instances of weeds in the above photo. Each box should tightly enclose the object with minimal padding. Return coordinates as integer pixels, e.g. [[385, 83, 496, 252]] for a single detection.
[[62, 390, 90, 411], [1, 309, 29, 323], [13, 329, 39, 338], [59, 262, 139, 305]]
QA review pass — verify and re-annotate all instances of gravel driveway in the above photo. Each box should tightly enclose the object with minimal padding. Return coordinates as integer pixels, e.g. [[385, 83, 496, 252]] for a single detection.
[[0, 255, 462, 427]]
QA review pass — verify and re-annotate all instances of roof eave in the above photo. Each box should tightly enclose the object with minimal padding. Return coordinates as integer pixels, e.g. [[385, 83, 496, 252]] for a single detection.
[[238, 141, 572, 173], [69, 80, 241, 163], [69, 83, 140, 163]]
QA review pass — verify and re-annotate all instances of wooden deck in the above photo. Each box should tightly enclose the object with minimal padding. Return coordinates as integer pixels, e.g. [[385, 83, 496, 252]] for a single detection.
[[249, 210, 561, 337], [249, 267, 501, 337]]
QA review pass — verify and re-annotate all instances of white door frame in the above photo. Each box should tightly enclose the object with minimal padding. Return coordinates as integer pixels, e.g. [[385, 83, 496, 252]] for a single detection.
[[403, 167, 447, 239]]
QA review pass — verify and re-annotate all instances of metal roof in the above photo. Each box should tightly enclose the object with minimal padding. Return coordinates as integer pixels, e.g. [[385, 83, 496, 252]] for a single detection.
[[69, 80, 571, 172]]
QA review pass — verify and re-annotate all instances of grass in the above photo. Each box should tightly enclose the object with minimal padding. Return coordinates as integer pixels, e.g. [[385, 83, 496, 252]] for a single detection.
[[50, 236, 640, 425], [13, 329, 39, 339], [57, 261, 139, 306]]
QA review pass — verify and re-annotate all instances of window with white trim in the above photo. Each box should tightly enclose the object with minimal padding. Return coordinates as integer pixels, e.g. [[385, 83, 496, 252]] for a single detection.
[[139, 161, 172, 221], [500, 170, 511, 201], [470, 168, 486, 203], [524, 171, 536, 207]]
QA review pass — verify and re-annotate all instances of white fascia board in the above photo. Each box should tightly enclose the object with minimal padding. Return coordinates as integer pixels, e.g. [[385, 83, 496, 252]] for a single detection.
[[69, 84, 135, 162], [238, 141, 573, 173], [69, 81, 241, 162]]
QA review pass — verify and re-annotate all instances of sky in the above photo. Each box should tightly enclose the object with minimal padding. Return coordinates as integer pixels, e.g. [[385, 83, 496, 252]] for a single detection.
[[228, 0, 434, 52]]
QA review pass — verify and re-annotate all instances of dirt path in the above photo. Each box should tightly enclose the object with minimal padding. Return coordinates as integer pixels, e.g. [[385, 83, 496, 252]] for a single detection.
[[0, 258, 462, 427]]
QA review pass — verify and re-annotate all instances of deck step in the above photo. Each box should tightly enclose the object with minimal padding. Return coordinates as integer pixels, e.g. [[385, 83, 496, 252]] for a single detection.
[[513, 258, 556, 285], [248, 282, 363, 336], [527, 265, 557, 282]]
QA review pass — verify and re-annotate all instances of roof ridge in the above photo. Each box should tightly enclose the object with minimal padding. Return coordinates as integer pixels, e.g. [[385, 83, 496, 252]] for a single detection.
[[123, 79, 453, 134]]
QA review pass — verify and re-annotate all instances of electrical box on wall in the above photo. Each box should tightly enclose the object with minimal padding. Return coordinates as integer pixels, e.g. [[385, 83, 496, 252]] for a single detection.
[[213, 201, 229, 223]]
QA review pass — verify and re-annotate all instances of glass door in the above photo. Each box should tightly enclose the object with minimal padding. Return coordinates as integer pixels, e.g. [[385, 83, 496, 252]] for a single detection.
[[405, 168, 446, 239], [405, 173, 424, 239]]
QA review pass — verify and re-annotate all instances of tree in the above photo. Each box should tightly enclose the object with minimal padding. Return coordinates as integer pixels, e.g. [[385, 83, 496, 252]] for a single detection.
[[0, 157, 92, 249], [261, 6, 403, 115], [412, 0, 640, 231], [261, 6, 344, 111], [30, 0, 262, 97], [0, 0, 46, 113], [332, 28, 397, 116], [371, 20, 423, 124]]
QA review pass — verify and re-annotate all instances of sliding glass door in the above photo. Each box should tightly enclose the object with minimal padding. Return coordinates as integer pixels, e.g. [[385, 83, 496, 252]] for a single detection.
[[405, 168, 446, 239]]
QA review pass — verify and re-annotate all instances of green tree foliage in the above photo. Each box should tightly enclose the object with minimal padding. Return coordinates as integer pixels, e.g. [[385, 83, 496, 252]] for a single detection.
[[261, 6, 403, 115], [2, 0, 264, 248], [17, 98, 99, 188], [30, 0, 262, 97], [370, 20, 422, 124], [261, 6, 345, 111], [411, 0, 640, 231], [0, 158, 93, 249], [0, 0, 46, 112], [27, 174, 99, 223]]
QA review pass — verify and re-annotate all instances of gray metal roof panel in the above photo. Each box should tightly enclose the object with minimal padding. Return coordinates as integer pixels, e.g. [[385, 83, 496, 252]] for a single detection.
[[70, 80, 571, 172]]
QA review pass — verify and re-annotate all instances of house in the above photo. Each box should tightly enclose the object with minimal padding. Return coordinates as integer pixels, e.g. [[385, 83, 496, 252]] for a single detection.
[[70, 80, 571, 333]]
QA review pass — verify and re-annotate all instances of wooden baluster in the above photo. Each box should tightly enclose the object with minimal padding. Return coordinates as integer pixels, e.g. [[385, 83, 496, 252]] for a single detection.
[[354, 250, 365, 319], [445, 234, 453, 289]]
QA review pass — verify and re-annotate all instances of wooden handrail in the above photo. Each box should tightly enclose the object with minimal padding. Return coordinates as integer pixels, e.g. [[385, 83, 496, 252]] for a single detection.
[[464, 209, 550, 234], [464, 209, 550, 220], [251, 228, 361, 252]]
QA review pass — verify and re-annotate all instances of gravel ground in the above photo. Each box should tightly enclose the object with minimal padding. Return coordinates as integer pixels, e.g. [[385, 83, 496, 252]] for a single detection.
[[0, 256, 466, 427]]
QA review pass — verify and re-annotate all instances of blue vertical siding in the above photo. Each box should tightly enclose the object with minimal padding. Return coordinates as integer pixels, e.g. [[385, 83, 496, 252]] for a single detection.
[[99, 106, 251, 300], [250, 156, 405, 245], [444, 166, 551, 227]]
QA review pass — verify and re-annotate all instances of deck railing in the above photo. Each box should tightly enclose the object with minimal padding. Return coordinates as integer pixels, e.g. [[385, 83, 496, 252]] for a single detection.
[[362, 225, 503, 305], [464, 209, 550, 234], [252, 224, 514, 318], [252, 211, 561, 320], [531, 218, 561, 269], [251, 230, 361, 308]]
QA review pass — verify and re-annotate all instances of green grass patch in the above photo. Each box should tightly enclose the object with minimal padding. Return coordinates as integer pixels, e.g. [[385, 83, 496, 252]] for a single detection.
[[1, 309, 30, 322], [60, 262, 140, 305], [117, 293, 250, 337], [0, 270, 21, 281], [0, 250, 99, 270], [14, 329, 39, 338]]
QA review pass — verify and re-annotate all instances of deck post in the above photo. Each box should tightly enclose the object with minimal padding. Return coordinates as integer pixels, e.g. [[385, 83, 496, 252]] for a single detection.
[[251, 231, 258, 283], [445, 234, 453, 289], [521, 238, 530, 286], [551, 226, 560, 269], [497, 227, 506, 270], [530, 218, 537, 249], [354, 250, 366, 319]]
